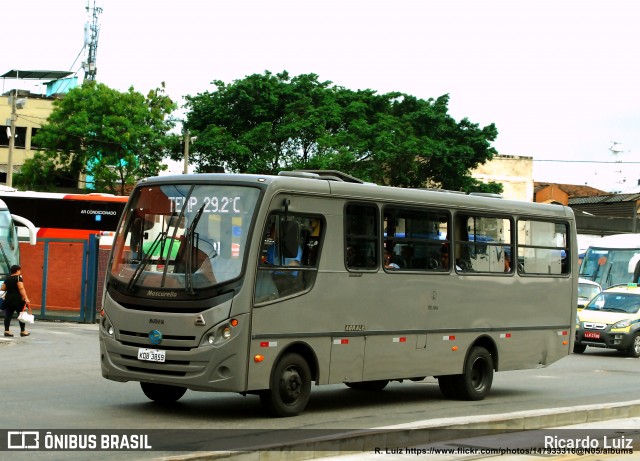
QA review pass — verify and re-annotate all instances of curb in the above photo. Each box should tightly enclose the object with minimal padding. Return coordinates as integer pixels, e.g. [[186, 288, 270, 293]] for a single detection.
[[155, 400, 640, 461]]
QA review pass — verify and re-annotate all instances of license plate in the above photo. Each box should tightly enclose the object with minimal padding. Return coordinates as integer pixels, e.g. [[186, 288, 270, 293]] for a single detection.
[[584, 331, 600, 339], [137, 348, 166, 363]]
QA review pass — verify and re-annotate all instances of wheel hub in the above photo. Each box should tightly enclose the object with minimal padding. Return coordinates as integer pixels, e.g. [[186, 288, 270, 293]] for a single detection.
[[280, 368, 302, 401]]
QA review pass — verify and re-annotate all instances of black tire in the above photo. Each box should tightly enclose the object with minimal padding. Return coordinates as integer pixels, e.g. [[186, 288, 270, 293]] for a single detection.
[[573, 343, 587, 354], [260, 353, 311, 417], [627, 333, 640, 358], [140, 382, 186, 403], [450, 346, 494, 400], [437, 375, 459, 399], [345, 380, 389, 391]]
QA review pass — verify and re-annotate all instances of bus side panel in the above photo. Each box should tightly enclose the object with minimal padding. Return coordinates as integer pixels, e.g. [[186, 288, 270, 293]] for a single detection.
[[250, 271, 574, 382], [246, 337, 334, 389], [246, 192, 575, 390], [328, 336, 365, 383], [361, 333, 428, 381]]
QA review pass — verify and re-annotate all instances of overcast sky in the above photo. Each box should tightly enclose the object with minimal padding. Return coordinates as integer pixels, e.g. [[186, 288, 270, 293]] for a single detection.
[[4, 0, 639, 191]]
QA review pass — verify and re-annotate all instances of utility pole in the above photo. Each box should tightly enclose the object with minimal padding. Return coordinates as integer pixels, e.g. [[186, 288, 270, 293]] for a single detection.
[[6, 89, 17, 187], [183, 131, 190, 174]]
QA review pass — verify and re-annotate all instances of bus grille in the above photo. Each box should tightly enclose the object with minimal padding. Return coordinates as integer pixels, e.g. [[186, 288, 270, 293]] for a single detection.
[[119, 329, 196, 351], [112, 330, 208, 378]]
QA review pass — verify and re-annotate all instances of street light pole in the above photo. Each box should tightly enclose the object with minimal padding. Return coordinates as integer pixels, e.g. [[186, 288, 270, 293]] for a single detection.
[[6, 88, 17, 187], [183, 130, 190, 174]]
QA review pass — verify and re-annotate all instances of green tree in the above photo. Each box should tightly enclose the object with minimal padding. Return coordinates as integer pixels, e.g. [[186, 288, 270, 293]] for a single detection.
[[16, 81, 179, 194], [182, 71, 502, 193], [12, 151, 63, 191], [182, 71, 341, 174]]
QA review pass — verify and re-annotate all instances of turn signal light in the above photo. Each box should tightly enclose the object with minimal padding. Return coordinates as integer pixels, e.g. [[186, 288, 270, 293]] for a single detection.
[[254, 355, 264, 363], [230, 319, 239, 327], [451, 346, 458, 351]]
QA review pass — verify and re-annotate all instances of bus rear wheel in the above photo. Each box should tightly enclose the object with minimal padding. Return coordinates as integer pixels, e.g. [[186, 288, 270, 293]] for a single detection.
[[345, 380, 389, 391], [456, 346, 493, 400], [260, 353, 311, 417], [437, 375, 458, 399], [140, 382, 186, 403], [440, 347, 493, 400]]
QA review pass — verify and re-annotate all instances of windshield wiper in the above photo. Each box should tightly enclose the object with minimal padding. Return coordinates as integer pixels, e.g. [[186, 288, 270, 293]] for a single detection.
[[183, 204, 206, 294], [127, 231, 167, 292], [158, 210, 185, 287]]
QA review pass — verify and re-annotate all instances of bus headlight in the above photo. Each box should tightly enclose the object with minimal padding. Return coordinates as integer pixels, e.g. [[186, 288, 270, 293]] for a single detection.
[[203, 319, 238, 346], [101, 316, 114, 336]]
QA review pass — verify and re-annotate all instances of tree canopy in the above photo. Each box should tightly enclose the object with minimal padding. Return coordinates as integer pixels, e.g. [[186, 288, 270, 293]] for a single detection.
[[17, 81, 179, 194], [182, 71, 501, 193]]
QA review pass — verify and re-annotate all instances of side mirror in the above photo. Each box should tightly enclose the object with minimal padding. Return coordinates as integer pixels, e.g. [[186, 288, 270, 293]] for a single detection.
[[281, 221, 300, 258]]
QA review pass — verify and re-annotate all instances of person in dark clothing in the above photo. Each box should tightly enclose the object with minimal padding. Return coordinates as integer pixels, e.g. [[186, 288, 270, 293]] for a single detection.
[[2, 264, 31, 337]]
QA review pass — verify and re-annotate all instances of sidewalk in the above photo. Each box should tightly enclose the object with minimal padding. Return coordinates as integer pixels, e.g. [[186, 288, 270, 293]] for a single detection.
[[157, 401, 640, 461], [312, 416, 640, 461]]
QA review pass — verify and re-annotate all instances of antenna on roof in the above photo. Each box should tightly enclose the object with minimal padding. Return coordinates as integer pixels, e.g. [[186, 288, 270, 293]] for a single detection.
[[609, 141, 623, 157], [82, 0, 102, 81]]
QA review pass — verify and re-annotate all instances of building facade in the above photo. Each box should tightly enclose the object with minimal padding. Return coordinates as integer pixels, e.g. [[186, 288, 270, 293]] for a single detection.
[[472, 154, 535, 202], [0, 92, 56, 182]]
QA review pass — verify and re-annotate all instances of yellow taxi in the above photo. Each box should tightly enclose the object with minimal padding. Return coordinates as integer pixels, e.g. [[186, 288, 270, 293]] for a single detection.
[[574, 283, 640, 357]]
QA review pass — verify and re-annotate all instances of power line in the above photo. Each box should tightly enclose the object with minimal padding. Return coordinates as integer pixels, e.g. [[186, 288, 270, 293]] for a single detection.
[[534, 159, 640, 164]]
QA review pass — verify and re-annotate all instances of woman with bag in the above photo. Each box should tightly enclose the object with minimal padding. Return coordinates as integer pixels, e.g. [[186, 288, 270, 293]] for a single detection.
[[2, 264, 31, 337]]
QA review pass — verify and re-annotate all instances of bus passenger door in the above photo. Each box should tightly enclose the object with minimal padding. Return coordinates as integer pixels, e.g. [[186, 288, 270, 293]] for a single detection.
[[328, 336, 365, 383]]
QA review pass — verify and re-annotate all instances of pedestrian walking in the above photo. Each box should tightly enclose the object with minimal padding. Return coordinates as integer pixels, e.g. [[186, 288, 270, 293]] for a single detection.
[[2, 264, 31, 337]]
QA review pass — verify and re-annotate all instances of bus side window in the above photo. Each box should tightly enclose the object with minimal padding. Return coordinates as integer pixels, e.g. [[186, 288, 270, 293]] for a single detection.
[[345, 204, 378, 270], [255, 214, 324, 304], [454, 214, 513, 273], [517, 220, 569, 276], [383, 207, 450, 272]]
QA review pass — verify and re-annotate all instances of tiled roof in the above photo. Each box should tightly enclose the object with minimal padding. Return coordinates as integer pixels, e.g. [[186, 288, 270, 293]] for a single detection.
[[534, 182, 610, 198], [569, 193, 640, 205]]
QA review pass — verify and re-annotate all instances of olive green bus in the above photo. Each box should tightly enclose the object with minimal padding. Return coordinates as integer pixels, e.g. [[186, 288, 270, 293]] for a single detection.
[[99, 170, 577, 416]]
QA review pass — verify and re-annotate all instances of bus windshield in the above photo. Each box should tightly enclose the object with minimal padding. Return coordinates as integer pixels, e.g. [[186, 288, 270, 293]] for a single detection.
[[579, 247, 640, 289], [109, 183, 261, 291]]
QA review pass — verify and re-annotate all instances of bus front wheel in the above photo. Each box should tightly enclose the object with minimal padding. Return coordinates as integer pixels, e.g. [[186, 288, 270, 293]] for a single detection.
[[140, 382, 186, 403], [260, 353, 311, 417]]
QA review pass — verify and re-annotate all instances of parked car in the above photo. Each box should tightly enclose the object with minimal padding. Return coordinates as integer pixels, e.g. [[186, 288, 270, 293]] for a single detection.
[[574, 283, 640, 357], [577, 278, 602, 311]]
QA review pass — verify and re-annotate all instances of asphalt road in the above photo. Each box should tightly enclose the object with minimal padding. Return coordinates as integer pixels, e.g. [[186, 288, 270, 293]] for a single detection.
[[2, 320, 640, 460]]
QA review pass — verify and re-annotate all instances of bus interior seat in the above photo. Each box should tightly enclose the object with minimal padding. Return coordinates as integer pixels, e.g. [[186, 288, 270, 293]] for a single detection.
[[457, 259, 473, 272]]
